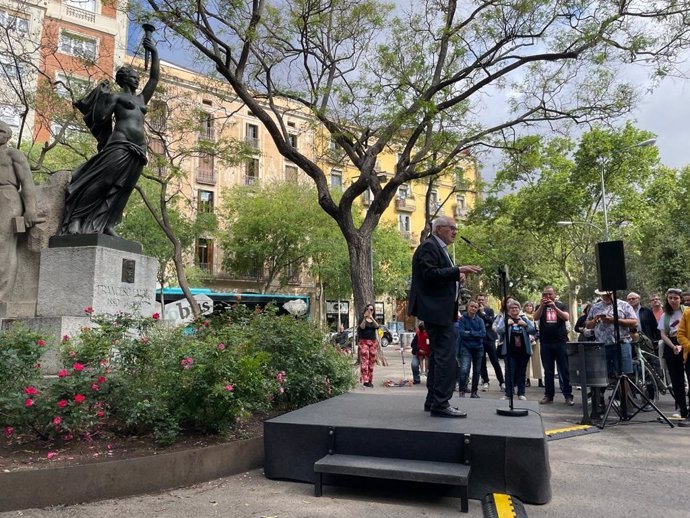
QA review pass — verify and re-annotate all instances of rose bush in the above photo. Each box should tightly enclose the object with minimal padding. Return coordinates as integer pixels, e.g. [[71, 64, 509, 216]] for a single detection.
[[1, 306, 355, 447]]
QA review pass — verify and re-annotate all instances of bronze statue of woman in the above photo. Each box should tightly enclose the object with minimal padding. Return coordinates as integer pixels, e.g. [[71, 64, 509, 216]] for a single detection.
[[58, 36, 159, 236]]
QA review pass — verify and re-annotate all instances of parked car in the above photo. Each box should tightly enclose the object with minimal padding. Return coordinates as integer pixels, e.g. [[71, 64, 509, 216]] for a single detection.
[[379, 325, 395, 347], [331, 325, 394, 348]]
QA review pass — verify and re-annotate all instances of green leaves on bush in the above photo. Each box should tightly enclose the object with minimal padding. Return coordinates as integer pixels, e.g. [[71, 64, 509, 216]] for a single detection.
[[1, 306, 355, 447]]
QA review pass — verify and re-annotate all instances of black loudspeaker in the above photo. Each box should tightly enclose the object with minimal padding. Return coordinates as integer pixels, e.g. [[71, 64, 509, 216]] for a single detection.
[[595, 240, 627, 291]]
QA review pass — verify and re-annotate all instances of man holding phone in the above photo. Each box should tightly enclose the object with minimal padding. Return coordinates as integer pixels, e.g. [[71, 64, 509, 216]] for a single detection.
[[533, 285, 573, 405]]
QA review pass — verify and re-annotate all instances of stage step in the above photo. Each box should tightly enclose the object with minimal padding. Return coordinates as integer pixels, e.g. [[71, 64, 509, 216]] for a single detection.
[[314, 454, 471, 512]]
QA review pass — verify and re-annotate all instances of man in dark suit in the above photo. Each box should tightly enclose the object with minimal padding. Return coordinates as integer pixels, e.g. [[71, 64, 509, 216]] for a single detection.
[[409, 216, 481, 418]]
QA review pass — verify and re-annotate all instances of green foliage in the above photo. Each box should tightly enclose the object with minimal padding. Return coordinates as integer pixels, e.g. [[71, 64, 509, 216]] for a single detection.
[[1, 308, 355, 447]]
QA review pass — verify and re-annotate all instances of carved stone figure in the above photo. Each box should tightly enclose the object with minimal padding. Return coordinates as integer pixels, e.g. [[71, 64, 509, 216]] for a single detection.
[[58, 36, 160, 237], [0, 121, 44, 301]]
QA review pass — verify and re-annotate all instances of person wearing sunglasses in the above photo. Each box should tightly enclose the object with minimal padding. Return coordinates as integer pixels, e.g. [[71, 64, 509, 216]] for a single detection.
[[409, 216, 481, 418]]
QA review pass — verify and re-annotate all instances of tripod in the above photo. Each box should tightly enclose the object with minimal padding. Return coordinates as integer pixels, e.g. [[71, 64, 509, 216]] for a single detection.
[[599, 291, 674, 429]]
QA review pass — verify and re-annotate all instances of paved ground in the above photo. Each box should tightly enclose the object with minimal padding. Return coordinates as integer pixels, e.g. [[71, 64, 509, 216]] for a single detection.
[[3, 345, 689, 517]]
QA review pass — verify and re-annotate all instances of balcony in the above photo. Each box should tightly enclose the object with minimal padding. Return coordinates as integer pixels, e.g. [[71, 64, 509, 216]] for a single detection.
[[400, 230, 411, 240], [245, 136, 260, 150], [198, 127, 215, 141], [64, 5, 96, 24], [196, 169, 216, 185], [395, 197, 416, 212]]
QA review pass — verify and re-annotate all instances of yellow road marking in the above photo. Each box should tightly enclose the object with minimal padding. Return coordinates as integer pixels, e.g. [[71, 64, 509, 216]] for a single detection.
[[544, 424, 592, 436], [493, 493, 516, 517]]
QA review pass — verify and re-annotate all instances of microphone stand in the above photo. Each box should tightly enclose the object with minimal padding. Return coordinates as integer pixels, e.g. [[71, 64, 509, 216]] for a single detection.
[[460, 237, 527, 417]]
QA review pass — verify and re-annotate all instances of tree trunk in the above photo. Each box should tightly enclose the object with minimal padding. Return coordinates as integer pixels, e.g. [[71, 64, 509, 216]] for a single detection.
[[347, 232, 374, 319]]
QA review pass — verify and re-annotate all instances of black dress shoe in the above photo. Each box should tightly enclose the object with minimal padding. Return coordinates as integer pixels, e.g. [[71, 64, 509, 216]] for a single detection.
[[430, 406, 467, 418], [423, 403, 431, 412]]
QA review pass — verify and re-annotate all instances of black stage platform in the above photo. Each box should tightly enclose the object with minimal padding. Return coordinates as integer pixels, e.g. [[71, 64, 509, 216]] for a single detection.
[[264, 392, 551, 504]]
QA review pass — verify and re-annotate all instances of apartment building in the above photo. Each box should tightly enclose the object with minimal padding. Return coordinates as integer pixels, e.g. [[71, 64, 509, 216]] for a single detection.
[[0, 0, 127, 142]]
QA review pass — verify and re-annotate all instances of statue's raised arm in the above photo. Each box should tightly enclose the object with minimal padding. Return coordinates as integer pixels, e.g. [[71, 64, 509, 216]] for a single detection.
[[140, 36, 159, 105]]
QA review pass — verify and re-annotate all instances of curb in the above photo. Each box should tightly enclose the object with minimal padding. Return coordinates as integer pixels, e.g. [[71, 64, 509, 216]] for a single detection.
[[0, 436, 264, 512]]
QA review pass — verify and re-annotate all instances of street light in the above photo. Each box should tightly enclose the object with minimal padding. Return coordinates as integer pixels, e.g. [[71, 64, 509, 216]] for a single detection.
[[556, 220, 605, 233], [599, 138, 656, 240]]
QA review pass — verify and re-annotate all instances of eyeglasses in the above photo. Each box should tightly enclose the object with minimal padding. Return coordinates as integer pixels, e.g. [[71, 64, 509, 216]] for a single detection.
[[439, 225, 458, 231]]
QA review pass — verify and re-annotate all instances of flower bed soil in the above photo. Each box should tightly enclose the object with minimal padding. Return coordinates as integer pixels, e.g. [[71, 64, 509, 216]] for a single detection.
[[0, 411, 275, 473]]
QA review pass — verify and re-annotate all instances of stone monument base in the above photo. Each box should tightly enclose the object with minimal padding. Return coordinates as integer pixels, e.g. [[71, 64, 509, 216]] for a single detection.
[[38, 236, 157, 317], [0, 301, 37, 319]]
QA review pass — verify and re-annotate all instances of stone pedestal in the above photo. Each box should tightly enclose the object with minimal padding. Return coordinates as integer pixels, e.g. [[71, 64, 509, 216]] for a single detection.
[[37, 236, 157, 317]]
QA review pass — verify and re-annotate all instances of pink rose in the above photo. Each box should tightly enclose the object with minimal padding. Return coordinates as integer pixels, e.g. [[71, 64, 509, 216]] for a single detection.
[[25, 398, 34, 407], [152, 312, 160, 320], [46, 451, 58, 460], [4, 426, 13, 438], [217, 343, 225, 351], [224, 384, 234, 392], [57, 399, 68, 409], [37, 339, 46, 347], [97, 376, 107, 384], [68, 350, 76, 358], [24, 386, 40, 396], [73, 394, 86, 404], [84, 306, 94, 314], [91, 383, 100, 391], [62, 335, 70, 342], [73, 362, 85, 372], [52, 416, 62, 426], [57, 369, 69, 378], [97, 410, 105, 418]]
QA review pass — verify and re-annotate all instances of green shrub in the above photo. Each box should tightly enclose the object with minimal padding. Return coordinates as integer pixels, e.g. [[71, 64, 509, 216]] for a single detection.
[[1, 306, 355, 447]]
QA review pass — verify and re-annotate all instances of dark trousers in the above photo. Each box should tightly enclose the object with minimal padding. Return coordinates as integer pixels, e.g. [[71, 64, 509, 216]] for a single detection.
[[540, 341, 572, 398], [425, 322, 458, 410], [666, 352, 688, 418], [480, 339, 504, 385], [505, 356, 529, 397], [458, 345, 484, 394]]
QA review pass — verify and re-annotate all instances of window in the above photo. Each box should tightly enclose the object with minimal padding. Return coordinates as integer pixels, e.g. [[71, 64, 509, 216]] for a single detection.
[[0, 104, 21, 131], [246, 123, 259, 149], [64, 0, 97, 13], [429, 191, 440, 213], [54, 73, 92, 99], [197, 153, 215, 184], [147, 137, 167, 176], [330, 169, 342, 189], [285, 164, 298, 183], [148, 100, 167, 132], [397, 185, 409, 199], [328, 137, 338, 151], [288, 132, 298, 149], [245, 158, 259, 185], [0, 10, 29, 35], [456, 195, 466, 209], [59, 32, 98, 60], [197, 190, 214, 213], [0, 54, 24, 80], [398, 214, 411, 233], [285, 261, 300, 284], [50, 120, 88, 140], [199, 111, 214, 140], [195, 238, 213, 272]]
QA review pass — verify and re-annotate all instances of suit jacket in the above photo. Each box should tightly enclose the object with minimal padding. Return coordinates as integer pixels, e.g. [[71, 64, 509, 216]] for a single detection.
[[408, 237, 460, 326]]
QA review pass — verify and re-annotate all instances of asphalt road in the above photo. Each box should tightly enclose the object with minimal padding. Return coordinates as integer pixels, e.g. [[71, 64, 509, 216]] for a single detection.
[[3, 345, 689, 518]]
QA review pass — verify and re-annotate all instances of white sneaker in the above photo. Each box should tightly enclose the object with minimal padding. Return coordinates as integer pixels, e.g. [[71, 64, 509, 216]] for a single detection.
[[500, 396, 507, 400], [518, 395, 527, 401], [482, 383, 490, 392]]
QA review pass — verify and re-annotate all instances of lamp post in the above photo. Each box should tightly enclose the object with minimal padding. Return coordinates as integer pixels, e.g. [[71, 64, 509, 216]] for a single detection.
[[598, 138, 656, 240], [556, 220, 605, 234]]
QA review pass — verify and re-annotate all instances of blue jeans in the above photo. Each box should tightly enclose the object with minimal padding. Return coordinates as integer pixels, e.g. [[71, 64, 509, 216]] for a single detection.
[[458, 345, 484, 394], [605, 342, 633, 376], [540, 341, 572, 398], [505, 356, 530, 397], [411, 354, 420, 383]]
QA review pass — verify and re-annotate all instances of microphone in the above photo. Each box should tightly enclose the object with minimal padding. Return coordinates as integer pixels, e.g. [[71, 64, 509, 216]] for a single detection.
[[460, 236, 472, 246]]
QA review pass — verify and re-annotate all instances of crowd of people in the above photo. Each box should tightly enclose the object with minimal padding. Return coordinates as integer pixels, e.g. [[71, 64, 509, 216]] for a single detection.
[[406, 215, 690, 425]]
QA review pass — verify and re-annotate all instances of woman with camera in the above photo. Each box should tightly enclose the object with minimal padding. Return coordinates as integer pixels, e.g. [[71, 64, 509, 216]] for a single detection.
[[497, 300, 537, 400], [358, 303, 380, 387]]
